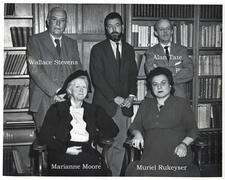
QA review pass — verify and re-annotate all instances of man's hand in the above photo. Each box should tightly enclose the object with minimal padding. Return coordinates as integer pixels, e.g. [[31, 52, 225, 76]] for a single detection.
[[114, 96, 125, 107], [53, 94, 66, 103], [122, 96, 135, 108]]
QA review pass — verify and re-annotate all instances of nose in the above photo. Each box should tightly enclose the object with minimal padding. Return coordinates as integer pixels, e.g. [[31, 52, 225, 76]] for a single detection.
[[112, 26, 117, 31], [157, 84, 162, 89], [56, 19, 60, 26]]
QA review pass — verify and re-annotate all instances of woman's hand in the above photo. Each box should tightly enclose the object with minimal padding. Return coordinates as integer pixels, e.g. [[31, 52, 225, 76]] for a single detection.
[[174, 143, 187, 157], [131, 132, 144, 150], [66, 146, 82, 155]]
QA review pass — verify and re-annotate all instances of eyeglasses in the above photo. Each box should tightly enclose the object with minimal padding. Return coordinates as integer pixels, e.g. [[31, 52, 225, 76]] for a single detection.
[[152, 80, 169, 88]]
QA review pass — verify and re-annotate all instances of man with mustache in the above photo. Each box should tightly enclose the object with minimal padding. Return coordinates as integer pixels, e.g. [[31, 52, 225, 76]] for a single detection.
[[90, 12, 138, 176]]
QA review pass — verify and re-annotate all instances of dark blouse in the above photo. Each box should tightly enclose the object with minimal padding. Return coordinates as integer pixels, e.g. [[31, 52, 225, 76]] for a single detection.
[[38, 100, 119, 153], [129, 95, 198, 140]]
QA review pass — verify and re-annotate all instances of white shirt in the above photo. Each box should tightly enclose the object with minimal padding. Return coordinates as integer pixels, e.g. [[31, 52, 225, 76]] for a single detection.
[[160, 42, 171, 54], [109, 40, 122, 59], [49, 33, 62, 47], [69, 101, 89, 142]]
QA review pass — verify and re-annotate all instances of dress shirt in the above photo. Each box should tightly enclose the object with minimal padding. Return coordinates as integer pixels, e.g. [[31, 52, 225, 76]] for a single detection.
[[49, 33, 62, 47], [160, 42, 171, 54], [110, 40, 122, 60]]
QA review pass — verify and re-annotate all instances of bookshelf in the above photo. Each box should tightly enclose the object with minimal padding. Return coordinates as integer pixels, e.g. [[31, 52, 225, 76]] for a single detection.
[[4, 3, 35, 175], [125, 4, 222, 176]]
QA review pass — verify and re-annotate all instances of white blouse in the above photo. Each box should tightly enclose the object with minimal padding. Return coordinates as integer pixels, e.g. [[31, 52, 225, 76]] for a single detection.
[[69, 105, 89, 142]]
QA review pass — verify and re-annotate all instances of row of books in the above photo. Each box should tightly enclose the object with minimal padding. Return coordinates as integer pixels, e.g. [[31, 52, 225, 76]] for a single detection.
[[3, 148, 16, 175], [4, 84, 29, 109], [198, 55, 222, 75], [198, 77, 222, 99], [132, 4, 194, 18], [4, 3, 15, 16], [10, 26, 32, 47], [4, 128, 35, 144], [200, 24, 222, 48], [4, 53, 27, 75], [197, 103, 222, 129], [198, 131, 222, 165], [200, 5, 222, 19], [137, 80, 147, 101], [3, 148, 30, 175], [132, 22, 193, 48]]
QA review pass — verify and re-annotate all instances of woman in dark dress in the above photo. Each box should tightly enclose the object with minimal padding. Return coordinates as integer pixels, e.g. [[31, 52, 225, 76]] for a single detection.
[[38, 70, 119, 176], [125, 67, 200, 176]]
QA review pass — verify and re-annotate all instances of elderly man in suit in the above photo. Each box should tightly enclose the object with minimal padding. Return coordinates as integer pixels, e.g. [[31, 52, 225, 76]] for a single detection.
[[144, 18, 193, 98], [90, 12, 138, 176], [27, 7, 82, 130]]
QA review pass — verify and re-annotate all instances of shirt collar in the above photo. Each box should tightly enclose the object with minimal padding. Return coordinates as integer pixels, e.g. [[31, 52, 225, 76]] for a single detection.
[[160, 42, 171, 48], [109, 39, 122, 47], [49, 33, 62, 42]]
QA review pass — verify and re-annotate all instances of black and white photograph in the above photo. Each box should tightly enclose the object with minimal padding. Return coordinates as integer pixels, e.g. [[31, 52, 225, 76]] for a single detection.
[[2, 1, 223, 177]]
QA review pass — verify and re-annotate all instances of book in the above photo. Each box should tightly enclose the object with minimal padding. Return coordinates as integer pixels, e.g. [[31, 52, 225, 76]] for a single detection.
[[4, 128, 35, 143]]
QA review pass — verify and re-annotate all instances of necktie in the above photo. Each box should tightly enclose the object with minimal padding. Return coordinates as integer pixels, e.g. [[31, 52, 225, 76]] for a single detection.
[[116, 42, 121, 70], [164, 46, 170, 61], [55, 39, 61, 55]]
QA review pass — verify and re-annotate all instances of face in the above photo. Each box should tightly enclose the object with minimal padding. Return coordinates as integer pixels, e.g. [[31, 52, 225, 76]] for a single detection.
[[151, 74, 171, 99], [106, 18, 123, 42], [47, 9, 67, 38], [67, 78, 88, 101], [155, 19, 173, 44]]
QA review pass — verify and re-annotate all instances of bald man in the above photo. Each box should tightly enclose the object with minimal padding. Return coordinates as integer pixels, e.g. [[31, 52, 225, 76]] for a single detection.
[[27, 7, 82, 130], [144, 18, 193, 98]]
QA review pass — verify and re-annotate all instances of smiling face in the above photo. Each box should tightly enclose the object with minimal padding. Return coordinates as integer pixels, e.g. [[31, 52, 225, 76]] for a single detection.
[[151, 74, 171, 99], [67, 77, 88, 101], [106, 18, 123, 42], [155, 19, 173, 44], [47, 8, 67, 38]]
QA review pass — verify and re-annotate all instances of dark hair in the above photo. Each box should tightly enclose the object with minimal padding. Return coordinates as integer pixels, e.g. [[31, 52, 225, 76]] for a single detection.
[[104, 12, 123, 29], [146, 67, 175, 97]]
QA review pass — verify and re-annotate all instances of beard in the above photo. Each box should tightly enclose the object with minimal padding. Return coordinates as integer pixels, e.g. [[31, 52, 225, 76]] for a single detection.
[[106, 31, 122, 42]]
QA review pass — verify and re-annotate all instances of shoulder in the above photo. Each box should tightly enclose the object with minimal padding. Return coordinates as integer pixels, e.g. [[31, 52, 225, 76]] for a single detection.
[[92, 39, 108, 49], [30, 31, 48, 41], [170, 96, 190, 106], [123, 41, 134, 50], [145, 43, 161, 54], [171, 43, 188, 51], [62, 34, 77, 43]]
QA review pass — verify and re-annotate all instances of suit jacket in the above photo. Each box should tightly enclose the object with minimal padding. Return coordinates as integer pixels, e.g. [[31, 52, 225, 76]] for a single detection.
[[90, 39, 138, 117], [144, 43, 193, 97], [27, 30, 82, 112], [38, 100, 119, 153]]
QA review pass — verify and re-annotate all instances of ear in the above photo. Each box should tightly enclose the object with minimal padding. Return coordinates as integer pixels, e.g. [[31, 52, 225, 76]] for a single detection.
[[154, 30, 159, 37], [121, 24, 125, 34]]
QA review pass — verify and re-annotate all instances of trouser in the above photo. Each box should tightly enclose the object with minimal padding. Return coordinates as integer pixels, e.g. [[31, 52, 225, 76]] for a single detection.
[[107, 107, 128, 176], [32, 97, 51, 132]]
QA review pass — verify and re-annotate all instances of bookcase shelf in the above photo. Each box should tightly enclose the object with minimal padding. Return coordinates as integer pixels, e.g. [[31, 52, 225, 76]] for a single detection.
[[4, 75, 29, 79], [4, 15, 33, 19], [4, 109, 30, 113], [4, 47, 27, 51], [132, 17, 195, 21], [4, 142, 33, 147]]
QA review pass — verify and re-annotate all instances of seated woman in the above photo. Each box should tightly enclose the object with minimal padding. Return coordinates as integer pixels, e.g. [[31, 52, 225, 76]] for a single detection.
[[38, 70, 119, 176], [125, 67, 200, 177]]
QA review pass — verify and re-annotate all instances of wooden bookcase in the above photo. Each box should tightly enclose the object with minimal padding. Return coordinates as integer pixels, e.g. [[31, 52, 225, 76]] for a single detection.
[[3, 4, 35, 175], [125, 4, 222, 176]]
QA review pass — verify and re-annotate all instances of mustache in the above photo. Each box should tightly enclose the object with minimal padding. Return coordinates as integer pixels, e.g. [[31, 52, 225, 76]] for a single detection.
[[111, 32, 120, 35]]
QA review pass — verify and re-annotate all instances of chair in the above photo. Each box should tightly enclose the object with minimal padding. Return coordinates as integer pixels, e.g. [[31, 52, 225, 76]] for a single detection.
[[31, 133, 114, 176], [123, 136, 207, 176]]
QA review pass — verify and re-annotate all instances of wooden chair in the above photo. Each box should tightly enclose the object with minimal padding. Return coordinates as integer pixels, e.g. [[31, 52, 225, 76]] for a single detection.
[[31, 134, 114, 176], [123, 136, 207, 176]]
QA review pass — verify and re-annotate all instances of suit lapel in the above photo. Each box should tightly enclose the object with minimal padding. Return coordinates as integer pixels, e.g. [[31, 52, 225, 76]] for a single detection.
[[42, 31, 60, 59], [105, 40, 120, 77]]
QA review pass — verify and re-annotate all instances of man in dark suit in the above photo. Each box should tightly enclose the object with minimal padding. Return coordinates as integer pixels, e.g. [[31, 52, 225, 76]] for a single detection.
[[144, 18, 193, 98], [90, 12, 138, 176], [27, 7, 82, 130]]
